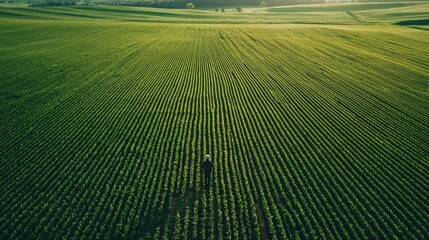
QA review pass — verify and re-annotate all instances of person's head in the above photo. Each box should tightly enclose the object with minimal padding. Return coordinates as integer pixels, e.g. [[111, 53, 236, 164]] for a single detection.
[[205, 155, 210, 161]]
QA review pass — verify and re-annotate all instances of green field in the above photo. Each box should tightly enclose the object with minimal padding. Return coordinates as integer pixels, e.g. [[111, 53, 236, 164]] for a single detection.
[[268, 2, 419, 12], [1, 2, 429, 239]]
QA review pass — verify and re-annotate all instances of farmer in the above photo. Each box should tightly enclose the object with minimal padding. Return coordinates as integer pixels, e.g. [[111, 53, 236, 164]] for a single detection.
[[201, 154, 214, 188]]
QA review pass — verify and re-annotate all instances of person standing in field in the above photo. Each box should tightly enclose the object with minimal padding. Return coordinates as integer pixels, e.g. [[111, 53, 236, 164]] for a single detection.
[[201, 155, 214, 189]]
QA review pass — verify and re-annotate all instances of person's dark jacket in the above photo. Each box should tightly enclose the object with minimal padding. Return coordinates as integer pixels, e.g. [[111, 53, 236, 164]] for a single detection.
[[202, 160, 213, 175]]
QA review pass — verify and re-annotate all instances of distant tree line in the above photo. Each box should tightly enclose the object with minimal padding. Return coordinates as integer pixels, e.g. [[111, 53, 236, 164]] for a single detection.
[[116, 0, 376, 8], [27, 0, 422, 8], [29, 0, 78, 6], [124, 0, 259, 8]]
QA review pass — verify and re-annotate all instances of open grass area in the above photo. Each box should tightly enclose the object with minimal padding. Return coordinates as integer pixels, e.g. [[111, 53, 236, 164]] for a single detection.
[[1, 2, 428, 239], [268, 2, 420, 12], [1, 2, 429, 24]]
